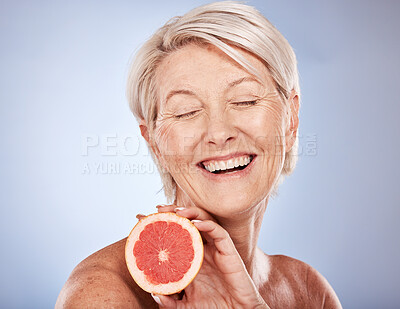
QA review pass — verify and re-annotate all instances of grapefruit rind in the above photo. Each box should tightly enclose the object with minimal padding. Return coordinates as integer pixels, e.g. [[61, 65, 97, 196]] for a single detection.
[[125, 212, 204, 295]]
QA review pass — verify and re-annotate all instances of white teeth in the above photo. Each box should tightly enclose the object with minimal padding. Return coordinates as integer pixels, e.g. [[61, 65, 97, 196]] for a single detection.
[[202, 155, 253, 173], [210, 162, 215, 172]]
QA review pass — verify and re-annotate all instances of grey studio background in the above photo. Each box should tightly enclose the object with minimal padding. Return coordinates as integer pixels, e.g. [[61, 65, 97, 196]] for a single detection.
[[1, 0, 399, 308]]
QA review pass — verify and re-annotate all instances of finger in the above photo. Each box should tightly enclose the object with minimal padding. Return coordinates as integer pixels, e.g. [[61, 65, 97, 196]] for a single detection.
[[136, 214, 146, 221], [158, 205, 215, 243], [173, 207, 214, 244], [151, 293, 178, 308], [191, 220, 238, 256], [157, 204, 215, 222], [156, 204, 176, 213], [174, 206, 214, 222]]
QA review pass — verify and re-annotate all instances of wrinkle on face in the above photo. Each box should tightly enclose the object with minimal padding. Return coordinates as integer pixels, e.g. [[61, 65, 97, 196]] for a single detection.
[[149, 43, 291, 216]]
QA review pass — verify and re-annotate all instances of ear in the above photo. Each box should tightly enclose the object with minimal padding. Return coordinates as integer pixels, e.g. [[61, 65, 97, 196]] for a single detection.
[[139, 119, 168, 171], [139, 119, 150, 144], [285, 90, 300, 152]]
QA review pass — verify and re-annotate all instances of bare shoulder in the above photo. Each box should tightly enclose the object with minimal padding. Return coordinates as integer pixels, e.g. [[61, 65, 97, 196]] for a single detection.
[[264, 254, 342, 308], [55, 238, 157, 309]]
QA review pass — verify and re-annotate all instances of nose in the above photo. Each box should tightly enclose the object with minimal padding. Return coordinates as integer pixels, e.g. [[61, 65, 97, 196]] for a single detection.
[[205, 113, 237, 148]]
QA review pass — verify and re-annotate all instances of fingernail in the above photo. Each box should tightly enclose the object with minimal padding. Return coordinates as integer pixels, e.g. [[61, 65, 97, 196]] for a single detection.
[[151, 293, 162, 305], [191, 219, 202, 223], [174, 207, 186, 212], [156, 204, 166, 208]]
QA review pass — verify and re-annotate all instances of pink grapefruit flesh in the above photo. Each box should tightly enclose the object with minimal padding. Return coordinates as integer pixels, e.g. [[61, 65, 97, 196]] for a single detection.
[[125, 212, 204, 295]]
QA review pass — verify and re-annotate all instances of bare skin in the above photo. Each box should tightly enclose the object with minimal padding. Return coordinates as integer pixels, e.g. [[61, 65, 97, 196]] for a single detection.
[[56, 44, 342, 308], [56, 205, 341, 308]]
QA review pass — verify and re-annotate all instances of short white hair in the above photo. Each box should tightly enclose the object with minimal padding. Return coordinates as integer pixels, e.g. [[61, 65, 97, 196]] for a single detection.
[[127, 1, 300, 202]]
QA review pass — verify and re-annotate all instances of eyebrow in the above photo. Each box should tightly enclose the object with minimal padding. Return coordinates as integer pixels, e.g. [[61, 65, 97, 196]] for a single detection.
[[164, 76, 261, 105], [227, 76, 261, 88], [165, 89, 196, 105]]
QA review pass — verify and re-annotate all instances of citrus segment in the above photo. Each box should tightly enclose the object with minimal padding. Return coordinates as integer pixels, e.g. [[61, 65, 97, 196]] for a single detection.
[[133, 221, 194, 284], [125, 212, 203, 295]]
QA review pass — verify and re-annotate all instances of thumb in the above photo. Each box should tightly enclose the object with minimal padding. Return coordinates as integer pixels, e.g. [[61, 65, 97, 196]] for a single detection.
[[151, 293, 178, 308]]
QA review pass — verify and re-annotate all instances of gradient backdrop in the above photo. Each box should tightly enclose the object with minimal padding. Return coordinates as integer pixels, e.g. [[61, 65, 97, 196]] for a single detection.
[[1, 0, 399, 308]]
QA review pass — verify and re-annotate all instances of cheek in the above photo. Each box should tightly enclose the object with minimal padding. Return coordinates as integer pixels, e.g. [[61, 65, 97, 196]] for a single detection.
[[154, 120, 202, 163], [236, 105, 286, 154], [154, 121, 177, 157]]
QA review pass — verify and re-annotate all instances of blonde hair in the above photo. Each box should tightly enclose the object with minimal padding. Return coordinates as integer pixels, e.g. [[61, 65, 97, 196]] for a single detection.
[[127, 1, 300, 202]]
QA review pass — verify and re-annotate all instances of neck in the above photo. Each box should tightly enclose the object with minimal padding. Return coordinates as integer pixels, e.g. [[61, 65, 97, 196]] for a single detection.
[[174, 190, 269, 277], [215, 199, 268, 276]]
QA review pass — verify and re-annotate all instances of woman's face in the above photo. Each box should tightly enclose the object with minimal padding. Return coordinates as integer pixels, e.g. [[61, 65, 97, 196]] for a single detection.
[[152, 44, 293, 217]]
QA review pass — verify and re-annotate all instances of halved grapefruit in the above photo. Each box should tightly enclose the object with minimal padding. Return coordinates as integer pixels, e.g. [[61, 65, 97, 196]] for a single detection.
[[125, 212, 204, 295]]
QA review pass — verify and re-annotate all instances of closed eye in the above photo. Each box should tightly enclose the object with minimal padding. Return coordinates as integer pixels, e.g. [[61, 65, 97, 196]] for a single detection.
[[175, 110, 200, 119], [233, 100, 258, 106]]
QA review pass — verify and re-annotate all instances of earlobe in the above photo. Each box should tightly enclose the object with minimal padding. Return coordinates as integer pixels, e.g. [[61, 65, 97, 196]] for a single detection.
[[285, 91, 300, 152]]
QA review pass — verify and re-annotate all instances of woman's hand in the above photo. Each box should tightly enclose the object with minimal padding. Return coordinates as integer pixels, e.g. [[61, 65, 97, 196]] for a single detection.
[[146, 205, 270, 309]]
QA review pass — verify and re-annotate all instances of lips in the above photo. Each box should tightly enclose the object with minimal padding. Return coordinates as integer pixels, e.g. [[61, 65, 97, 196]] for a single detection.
[[199, 154, 255, 174]]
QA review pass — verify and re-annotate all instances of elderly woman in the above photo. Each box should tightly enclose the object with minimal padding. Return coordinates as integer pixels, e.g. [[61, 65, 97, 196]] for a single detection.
[[56, 1, 342, 308]]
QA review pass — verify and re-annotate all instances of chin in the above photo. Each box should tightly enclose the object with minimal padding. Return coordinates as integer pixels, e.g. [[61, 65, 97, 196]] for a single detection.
[[196, 189, 267, 219]]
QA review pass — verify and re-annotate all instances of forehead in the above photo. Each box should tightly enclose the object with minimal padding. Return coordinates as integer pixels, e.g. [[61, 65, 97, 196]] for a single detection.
[[155, 44, 274, 103]]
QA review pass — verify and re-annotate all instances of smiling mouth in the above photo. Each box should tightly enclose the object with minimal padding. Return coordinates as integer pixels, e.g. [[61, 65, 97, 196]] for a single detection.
[[199, 155, 255, 174]]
